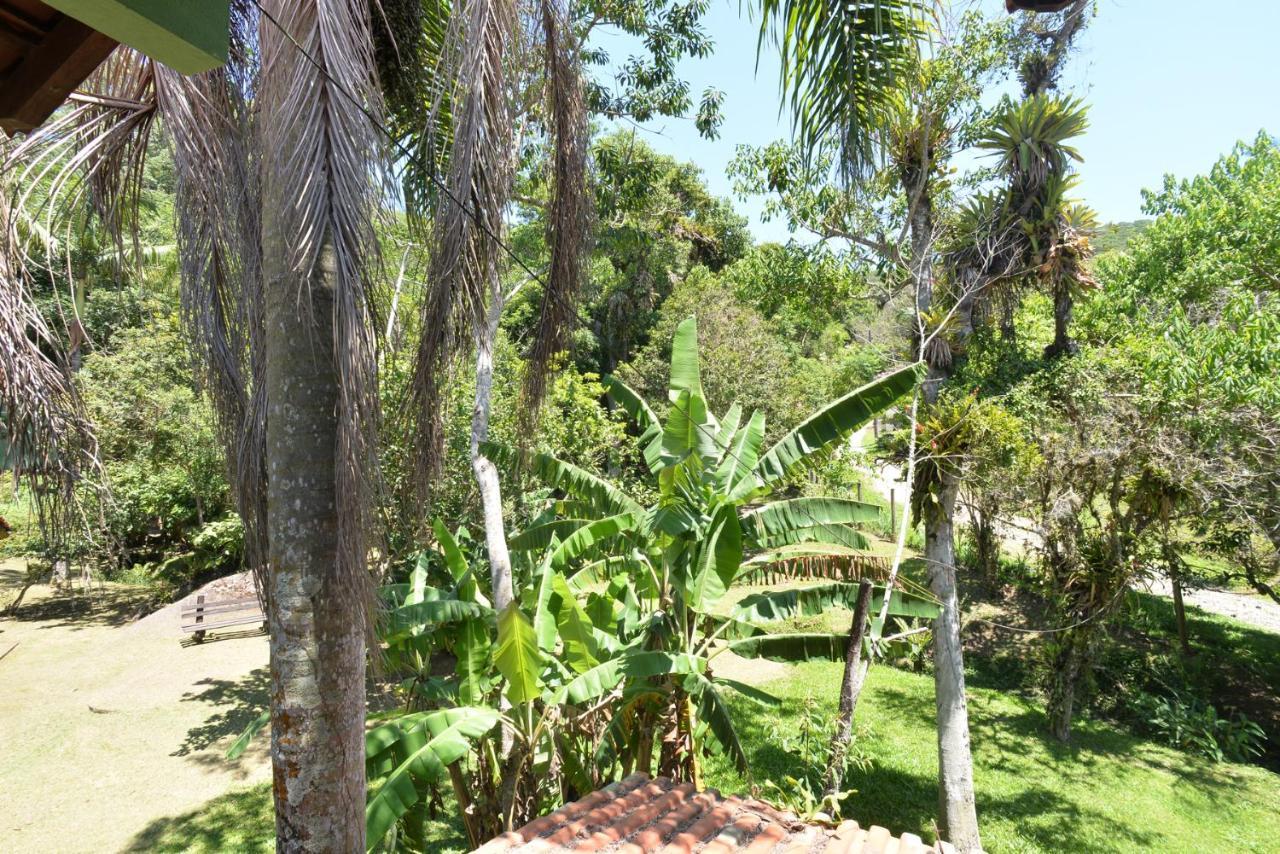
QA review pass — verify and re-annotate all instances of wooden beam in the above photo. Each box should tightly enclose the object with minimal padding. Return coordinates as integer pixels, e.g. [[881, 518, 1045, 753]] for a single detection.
[[40, 0, 227, 74], [0, 13, 115, 136]]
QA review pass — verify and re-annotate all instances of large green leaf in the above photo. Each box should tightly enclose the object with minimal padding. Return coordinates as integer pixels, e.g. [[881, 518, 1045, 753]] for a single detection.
[[727, 632, 848, 662], [567, 555, 632, 592], [454, 618, 491, 705], [668, 315, 703, 401], [686, 504, 743, 610], [718, 410, 766, 498], [481, 441, 642, 515], [661, 388, 718, 468], [548, 513, 642, 569], [533, 549, 559, 651], [741, 497, 881, 544], [365, 707, 499, 845], [603, 374, 664, 472], [748, 522, 871, 552], [551, 573, 601, 674], [731, 582, 865, 623], [731, 582, 939, 624], [495, 605, 543, 705], [743, 542, 874, 566], [755, 363, 921, 484], [384, 596, 491, 642], [509, 519, 593, 552], [715, 403, 742, 449], [406, 553, 430, 607], [685, 673, 748, 772], [432, 520, 488, 607], [716, 677, 781, 707], [559, 651, 705, 705], [602, 374, 659, 434]]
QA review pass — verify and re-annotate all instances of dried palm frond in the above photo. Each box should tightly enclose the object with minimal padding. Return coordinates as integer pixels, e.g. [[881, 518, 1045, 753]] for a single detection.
[[0, 48, 164, 550], [412, 0, 517, 484], [518, 0, 593, 433], [0, 187, 101, 548], [259, 0, 387, 621], [156, 3, 269, 590], [6, 49, 157, 281]]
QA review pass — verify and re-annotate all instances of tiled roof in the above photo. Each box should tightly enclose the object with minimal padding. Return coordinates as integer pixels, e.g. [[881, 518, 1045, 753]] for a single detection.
[[474, 773, 955, 854]]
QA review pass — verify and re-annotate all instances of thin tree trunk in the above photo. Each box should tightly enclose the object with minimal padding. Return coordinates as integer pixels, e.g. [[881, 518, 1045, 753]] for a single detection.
[[1044, 280, 1076, 359], [264, 243, 366, 852], [472, 281, 514, 612], [925, 473, 982, 853], [1045, 628, 1088, 742], [972, 504, 1000, 587], [823, 580, 874, 797], [1170, 570, 1192, 657]]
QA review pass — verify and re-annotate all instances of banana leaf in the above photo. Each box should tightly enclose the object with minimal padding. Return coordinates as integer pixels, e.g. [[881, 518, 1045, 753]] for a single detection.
[[755, 363, 921, 484]]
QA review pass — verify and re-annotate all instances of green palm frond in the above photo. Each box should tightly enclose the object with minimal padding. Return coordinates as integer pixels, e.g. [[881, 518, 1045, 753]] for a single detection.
[[759, 0, 925, 181], [979, 94, 1088, 193]]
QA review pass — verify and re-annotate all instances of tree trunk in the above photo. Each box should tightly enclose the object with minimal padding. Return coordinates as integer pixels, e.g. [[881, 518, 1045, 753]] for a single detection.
[[1169, 569, 1192, 657], [1044, 280, 1077, 360], [265, 243, 366, 852], [925, 473, 982, 853], [471, 283, 514, 611], [972, 505, 1000, 587], [1045, 627, 1089, 742], [823, 580, 874, 798]]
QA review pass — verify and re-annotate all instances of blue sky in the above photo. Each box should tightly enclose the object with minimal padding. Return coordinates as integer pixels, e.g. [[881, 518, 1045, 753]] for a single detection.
[[594, 0, 1280, 243]]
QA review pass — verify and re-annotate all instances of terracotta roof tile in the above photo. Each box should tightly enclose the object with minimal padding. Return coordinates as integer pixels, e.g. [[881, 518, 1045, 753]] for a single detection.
[[473, 774, 957, 854]]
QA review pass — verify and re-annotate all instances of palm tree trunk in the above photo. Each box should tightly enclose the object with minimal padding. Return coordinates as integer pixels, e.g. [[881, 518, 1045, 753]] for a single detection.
[[264, 243, 366, 852], [823, 580, 873, 797], [925, 472, 982, 853]]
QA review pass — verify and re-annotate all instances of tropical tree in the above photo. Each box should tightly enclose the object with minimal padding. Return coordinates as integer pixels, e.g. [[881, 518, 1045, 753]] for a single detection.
[[364, 317, 934, 846], [740, 9, 1026, 848], [492, 316, 930, 775], [0, 0, 593, 848]]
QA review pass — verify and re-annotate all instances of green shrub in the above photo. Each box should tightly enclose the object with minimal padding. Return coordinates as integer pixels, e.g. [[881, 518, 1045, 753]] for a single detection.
[[1137, 690, 1267, 763]]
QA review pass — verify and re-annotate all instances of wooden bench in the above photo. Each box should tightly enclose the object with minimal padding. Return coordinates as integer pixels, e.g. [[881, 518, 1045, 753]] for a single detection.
[[181, 594, 267, 642]]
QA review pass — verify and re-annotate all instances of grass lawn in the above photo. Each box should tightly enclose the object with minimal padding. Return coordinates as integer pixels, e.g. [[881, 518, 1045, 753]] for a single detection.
[[159, 652, 1280, 853], [701, 660, 1280, 853]]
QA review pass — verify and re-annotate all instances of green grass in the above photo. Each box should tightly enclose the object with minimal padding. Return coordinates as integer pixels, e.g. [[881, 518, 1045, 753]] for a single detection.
[[702, 661, 1280, 852], [124, 783, 470, 852], [161, 581, 1280, 852], [168, 653, 1280, 853], [124, 785, 275, 853]]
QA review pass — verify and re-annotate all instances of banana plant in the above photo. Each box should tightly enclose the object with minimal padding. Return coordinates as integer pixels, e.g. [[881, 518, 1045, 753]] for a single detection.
[[484, 316, 936, 784]]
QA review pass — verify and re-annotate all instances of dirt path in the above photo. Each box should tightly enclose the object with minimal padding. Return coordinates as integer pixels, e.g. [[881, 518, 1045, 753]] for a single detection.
[[0, 561, 270, 852], [853, 427, 1280, 635], [1138, 575, 1280, 635]]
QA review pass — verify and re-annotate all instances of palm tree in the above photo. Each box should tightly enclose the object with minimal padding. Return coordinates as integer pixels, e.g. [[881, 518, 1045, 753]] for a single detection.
[[753, 3, 999, 850], [0, 0, 592, 849]]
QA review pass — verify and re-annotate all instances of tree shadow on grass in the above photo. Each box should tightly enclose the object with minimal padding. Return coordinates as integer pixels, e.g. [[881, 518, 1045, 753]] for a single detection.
[[173, 666, 270, 758], [2, 584, 159, 630], [125, 782, 471, 853], [123, 784, 274, 853]]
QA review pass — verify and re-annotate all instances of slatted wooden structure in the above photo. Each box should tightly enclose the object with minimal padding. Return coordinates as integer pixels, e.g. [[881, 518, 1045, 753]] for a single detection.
[[181, 593, 266, 643]]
